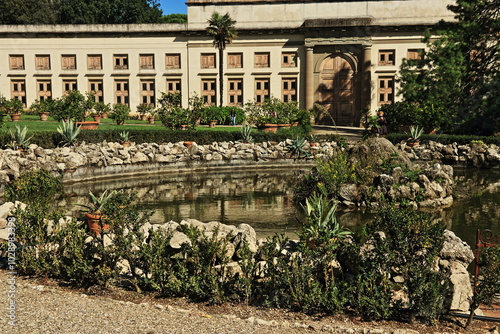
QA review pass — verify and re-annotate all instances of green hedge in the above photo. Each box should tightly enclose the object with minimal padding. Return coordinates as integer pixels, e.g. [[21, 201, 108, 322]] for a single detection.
[[0, 127, 316, 149], [387, 133, 500, 146]]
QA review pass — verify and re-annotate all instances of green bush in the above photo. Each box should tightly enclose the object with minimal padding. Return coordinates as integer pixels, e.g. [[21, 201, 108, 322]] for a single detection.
[[467, 245, 500, 328], [201, 106, 245, 124], [5, 168, 63, 208], [359, 206, 448, 323]]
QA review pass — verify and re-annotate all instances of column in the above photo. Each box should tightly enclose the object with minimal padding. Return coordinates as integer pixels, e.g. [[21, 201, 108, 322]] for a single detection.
[[305, 47, 314, 111], [361, 45, 372, 112]]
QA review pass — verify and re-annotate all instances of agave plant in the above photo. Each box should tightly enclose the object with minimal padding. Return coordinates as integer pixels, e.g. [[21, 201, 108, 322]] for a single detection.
[[7, 124, 33, 150], [74, 189, 116, 214], [57, 120, 81, 146], [300, 193, 351, 246], [118, 131, 130, 142], [287, 136, 309, 159], [408, 125, 424, 141], [240, 124, 254, 143]]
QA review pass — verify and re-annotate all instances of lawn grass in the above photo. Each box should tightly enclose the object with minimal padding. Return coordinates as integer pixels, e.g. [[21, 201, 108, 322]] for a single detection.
[[1, 115, 242, 133]]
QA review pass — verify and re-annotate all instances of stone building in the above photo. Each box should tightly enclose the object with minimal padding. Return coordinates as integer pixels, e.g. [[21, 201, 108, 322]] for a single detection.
[[0, 0, 454, 126]]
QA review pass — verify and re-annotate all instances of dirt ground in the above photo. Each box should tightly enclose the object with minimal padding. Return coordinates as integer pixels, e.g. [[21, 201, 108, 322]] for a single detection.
[[18, 274, 500, 334]]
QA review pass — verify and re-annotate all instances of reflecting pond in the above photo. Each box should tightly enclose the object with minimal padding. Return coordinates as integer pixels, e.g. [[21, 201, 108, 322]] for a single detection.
[[63, 166, 500, 245]]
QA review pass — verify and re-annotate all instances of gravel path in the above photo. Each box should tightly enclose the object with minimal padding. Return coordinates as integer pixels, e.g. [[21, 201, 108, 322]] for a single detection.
[[1, 270, 496, 334]]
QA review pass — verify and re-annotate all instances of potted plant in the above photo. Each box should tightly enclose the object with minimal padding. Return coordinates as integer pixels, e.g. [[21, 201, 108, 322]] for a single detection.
[[407, 125, 424, 147], [94, 102, 111, 119], [51, 90, 95, 123], [307, 134, 318, 147], [29, 99, 54, 121], [157, 92, 200, 130], [201, 106, 226, 127], [110, 103, 130, 125], [245, 97, 298, 132], [136, 103, 154, 121], [147, 108, 157, 124], [118, 131, 131, 147], [74, 190, 115, 235], [0, 97, 24, 122]]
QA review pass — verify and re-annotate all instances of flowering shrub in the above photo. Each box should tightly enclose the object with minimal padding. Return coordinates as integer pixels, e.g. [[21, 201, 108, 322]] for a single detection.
[[245, 97, 301, 125]]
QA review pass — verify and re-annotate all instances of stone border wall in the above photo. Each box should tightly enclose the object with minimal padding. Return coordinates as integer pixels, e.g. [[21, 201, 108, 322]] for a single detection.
[[1, 139, 498, 187]]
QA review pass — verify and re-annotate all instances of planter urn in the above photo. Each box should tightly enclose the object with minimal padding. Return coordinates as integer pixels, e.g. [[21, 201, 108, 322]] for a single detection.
[[9, 113, 21, 122]]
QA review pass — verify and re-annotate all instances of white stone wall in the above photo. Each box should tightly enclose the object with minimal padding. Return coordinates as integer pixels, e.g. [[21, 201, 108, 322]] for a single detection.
[[187, 0, 455, 29]]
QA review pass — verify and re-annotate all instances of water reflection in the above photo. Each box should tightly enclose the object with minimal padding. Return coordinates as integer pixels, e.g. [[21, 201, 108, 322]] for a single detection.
[[63, 167, 500, 243], [64, 168, 309, 239]]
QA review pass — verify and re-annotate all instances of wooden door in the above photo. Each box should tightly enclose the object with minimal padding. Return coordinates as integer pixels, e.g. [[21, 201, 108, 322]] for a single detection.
[[319, 55, 355, 126]]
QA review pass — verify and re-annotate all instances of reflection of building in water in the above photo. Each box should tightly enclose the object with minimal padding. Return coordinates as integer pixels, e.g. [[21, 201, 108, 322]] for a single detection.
[[0, 0, 454, 126], [63, 170, 303, 235]]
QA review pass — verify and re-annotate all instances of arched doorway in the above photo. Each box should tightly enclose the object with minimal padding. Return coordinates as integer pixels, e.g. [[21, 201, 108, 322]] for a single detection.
[[318, 55, 356, 126]]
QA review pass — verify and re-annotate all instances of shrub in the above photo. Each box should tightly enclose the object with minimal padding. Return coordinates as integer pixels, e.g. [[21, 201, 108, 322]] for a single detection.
[[5, 168, 63, 208], [110, 103, 130, 125], [201, 106, 245, 124], [466, 245, 500, 328], [359, 206, 448, 323], [51, 90, 95, 122]]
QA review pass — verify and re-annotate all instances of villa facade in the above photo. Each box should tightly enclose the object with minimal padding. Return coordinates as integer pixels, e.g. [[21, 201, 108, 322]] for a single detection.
[[0, 0, 454, 126]]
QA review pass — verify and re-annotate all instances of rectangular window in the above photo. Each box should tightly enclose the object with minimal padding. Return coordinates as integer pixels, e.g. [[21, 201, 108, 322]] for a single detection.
[[140, 79, 155, 105], [62, 55, 77, 70], [89, 80, 104, 103], [201, 79, 216, 105], [140, 54, 154, 69], [9, 55, 24, 70], [63, 80, 78, 95], [255, 78, 270, 103], [228, 79, 243, 106], [378, 76, 394, 105], [228, 53, 243, 68], [166, 54, 181, 69], [201, 54, 216, 69], [378, 50, 395, 66], [115, 80, 129, 105], [11, 80, 26, 106], [37, 80, 52, 101], [166, 79, 181, 94], [281, 52, 297, 68], [254, 52, 270, 68], [282, 78, 297, 103], [35, 55, 50, 70], [88, 55, 102, 70], [114, 54, 129, 70], [407, 49, 423, 60]]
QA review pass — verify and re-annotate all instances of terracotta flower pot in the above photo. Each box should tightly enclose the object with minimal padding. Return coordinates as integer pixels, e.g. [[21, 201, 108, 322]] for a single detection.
[[39, 112, 49, 121], [85, 212, 110, 235], [9, 114, 21, 122], [257, 124, 278, 133], [76, 121, 99, 130], [183, 141, 194, 148], [148, 116, 155, 124], [209, 120, 217, 128], [92, 115, 102, 122]]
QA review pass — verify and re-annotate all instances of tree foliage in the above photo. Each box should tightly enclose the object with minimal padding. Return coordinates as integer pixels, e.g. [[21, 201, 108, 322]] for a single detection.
[[206, 12, 237, 107], [161, 14, 187, 23], [397, 0, 499, 135], [0, 0, 163, 24]]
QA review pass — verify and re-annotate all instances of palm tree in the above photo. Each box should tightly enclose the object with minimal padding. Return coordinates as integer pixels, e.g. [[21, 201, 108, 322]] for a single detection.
[[206, 12, 237, 107]]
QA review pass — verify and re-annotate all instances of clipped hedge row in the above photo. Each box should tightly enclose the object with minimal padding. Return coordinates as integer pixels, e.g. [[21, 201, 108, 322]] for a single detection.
[[0, 126, 314, 149], [387, 133, 500, 146]]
